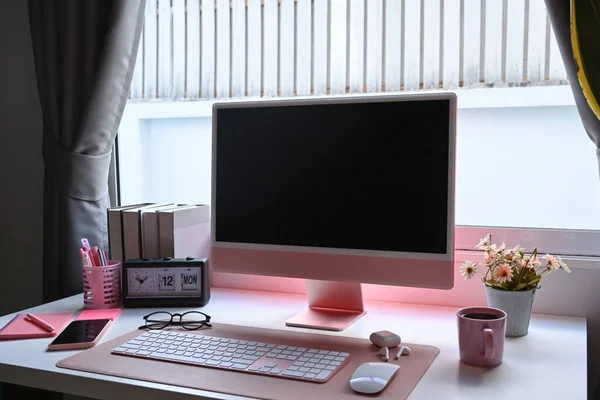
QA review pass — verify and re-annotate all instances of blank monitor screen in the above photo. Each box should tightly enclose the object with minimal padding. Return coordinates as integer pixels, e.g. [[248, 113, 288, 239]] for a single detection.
[[214, 99, 451, 255]]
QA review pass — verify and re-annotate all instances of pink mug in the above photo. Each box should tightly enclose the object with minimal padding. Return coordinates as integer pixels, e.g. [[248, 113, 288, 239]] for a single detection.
[[457, 306, 507, 367]]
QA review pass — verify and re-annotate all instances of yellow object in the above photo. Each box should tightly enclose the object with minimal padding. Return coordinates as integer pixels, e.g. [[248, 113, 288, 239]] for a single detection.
[[571, 0, 600, 119], [571, 0, 600, 120]]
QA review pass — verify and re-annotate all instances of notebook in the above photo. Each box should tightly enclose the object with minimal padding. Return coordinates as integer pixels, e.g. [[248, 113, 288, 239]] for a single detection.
[[122, 203, 172, 260], [107, 203, 154, 261], [158, 204, 210, 260], [0, 313, 73, 340], [140, 203, 182, 259]]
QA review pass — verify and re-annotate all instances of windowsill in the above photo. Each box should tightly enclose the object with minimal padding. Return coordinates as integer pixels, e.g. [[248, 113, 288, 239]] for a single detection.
[[454, 250, 600, 271], [452, 85, 575, 108], [212, 250, 599, 315], [124, 85, 575, 119]]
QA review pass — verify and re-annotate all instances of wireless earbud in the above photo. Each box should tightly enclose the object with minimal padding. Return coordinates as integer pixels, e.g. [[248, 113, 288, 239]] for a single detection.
[[395, 345, 412, 359], [379, 347, 390, 362]]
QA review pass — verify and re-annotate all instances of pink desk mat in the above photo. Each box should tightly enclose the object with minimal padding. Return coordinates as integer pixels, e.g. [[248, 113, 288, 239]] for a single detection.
[[57, 323, 440, 400]]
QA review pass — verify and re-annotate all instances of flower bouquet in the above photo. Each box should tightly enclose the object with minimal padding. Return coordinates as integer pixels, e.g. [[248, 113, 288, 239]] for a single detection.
[[459, 234, 571, 336]]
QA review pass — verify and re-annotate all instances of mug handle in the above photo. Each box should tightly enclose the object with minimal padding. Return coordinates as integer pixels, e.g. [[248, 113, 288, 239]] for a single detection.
[[482, 328, 494, 359]]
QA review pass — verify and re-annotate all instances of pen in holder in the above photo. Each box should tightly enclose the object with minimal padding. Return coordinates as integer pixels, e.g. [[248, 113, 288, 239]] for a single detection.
[[82, 261, 122, 309]]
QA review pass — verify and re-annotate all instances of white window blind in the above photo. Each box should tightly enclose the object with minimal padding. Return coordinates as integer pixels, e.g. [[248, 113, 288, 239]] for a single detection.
[[130, 0, 568, 101]]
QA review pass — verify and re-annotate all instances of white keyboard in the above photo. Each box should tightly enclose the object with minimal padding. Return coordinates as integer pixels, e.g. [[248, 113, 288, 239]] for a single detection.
[[111, 330, 350, 383]]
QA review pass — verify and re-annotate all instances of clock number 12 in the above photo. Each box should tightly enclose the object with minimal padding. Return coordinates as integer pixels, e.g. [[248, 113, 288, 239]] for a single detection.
[[158, 272, 176, 291]]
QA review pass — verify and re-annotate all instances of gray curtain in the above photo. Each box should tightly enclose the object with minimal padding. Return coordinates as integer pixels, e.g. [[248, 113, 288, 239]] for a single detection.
[[28, 0, 146, 301], [545, 0, 600, 171], [545, 1, 600, 399]]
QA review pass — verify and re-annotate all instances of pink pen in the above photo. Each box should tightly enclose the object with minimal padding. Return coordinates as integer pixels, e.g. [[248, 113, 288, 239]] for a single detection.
[[25, 313, 55, 332], [80, 248, 92, 268], [90, 246, 101, 267]]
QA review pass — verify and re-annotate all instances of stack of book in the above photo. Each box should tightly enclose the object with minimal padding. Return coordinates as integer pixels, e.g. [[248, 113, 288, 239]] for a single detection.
[[107, 203, 210, 262]]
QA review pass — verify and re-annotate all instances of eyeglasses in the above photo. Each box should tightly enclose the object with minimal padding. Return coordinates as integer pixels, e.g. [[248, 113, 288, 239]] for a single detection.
[[139, 311, 212, 330]]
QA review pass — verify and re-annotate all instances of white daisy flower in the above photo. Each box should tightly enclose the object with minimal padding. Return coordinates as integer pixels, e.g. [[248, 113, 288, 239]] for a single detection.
[[559, 258, 571, 274], [545, 254, 560, 270], [505, 246, 518, 261], [495, 264, 513, 283], [460, 261, 478, 280], [519, 258, 527, 267], [477, 234, 491, 250], [520, 256, 536, 268], [483, 250, 496, 264]]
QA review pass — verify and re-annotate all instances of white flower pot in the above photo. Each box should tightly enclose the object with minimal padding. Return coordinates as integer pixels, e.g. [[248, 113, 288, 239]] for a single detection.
[[485, 286, 536, 337]]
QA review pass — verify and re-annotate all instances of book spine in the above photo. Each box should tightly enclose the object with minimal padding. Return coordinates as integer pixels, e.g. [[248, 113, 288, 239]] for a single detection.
[[158, 212, 175, 258], [122, 211, 142, 260], [107, 210, 124, 261], [141, 212, 160, 259]]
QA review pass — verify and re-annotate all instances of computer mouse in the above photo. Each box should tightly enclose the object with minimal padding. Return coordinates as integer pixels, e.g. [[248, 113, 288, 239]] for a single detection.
[[349, 362, 400, 394]]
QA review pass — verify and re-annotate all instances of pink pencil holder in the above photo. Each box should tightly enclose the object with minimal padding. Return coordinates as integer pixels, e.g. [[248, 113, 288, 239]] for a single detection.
[[82, 261, 122, 309]]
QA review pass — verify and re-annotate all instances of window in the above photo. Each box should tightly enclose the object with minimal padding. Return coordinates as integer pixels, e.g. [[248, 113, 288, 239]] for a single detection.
[[128, 0, 566, 100], [118, 0, 600, 259]]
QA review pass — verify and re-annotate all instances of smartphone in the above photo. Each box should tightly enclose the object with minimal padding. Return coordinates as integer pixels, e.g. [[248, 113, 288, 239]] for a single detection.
[[47, 319, 111, 351]]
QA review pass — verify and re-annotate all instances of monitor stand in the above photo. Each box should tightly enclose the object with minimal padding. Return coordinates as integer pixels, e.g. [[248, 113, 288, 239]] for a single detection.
[[285, 280, 366, 331]]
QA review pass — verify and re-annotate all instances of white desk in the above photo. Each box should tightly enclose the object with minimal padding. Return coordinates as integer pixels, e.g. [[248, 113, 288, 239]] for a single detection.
[[0, 288, 587, 400]]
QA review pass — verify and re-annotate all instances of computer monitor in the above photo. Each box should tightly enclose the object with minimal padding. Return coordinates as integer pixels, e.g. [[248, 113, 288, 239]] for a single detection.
[[211, 93, 456, 331]]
